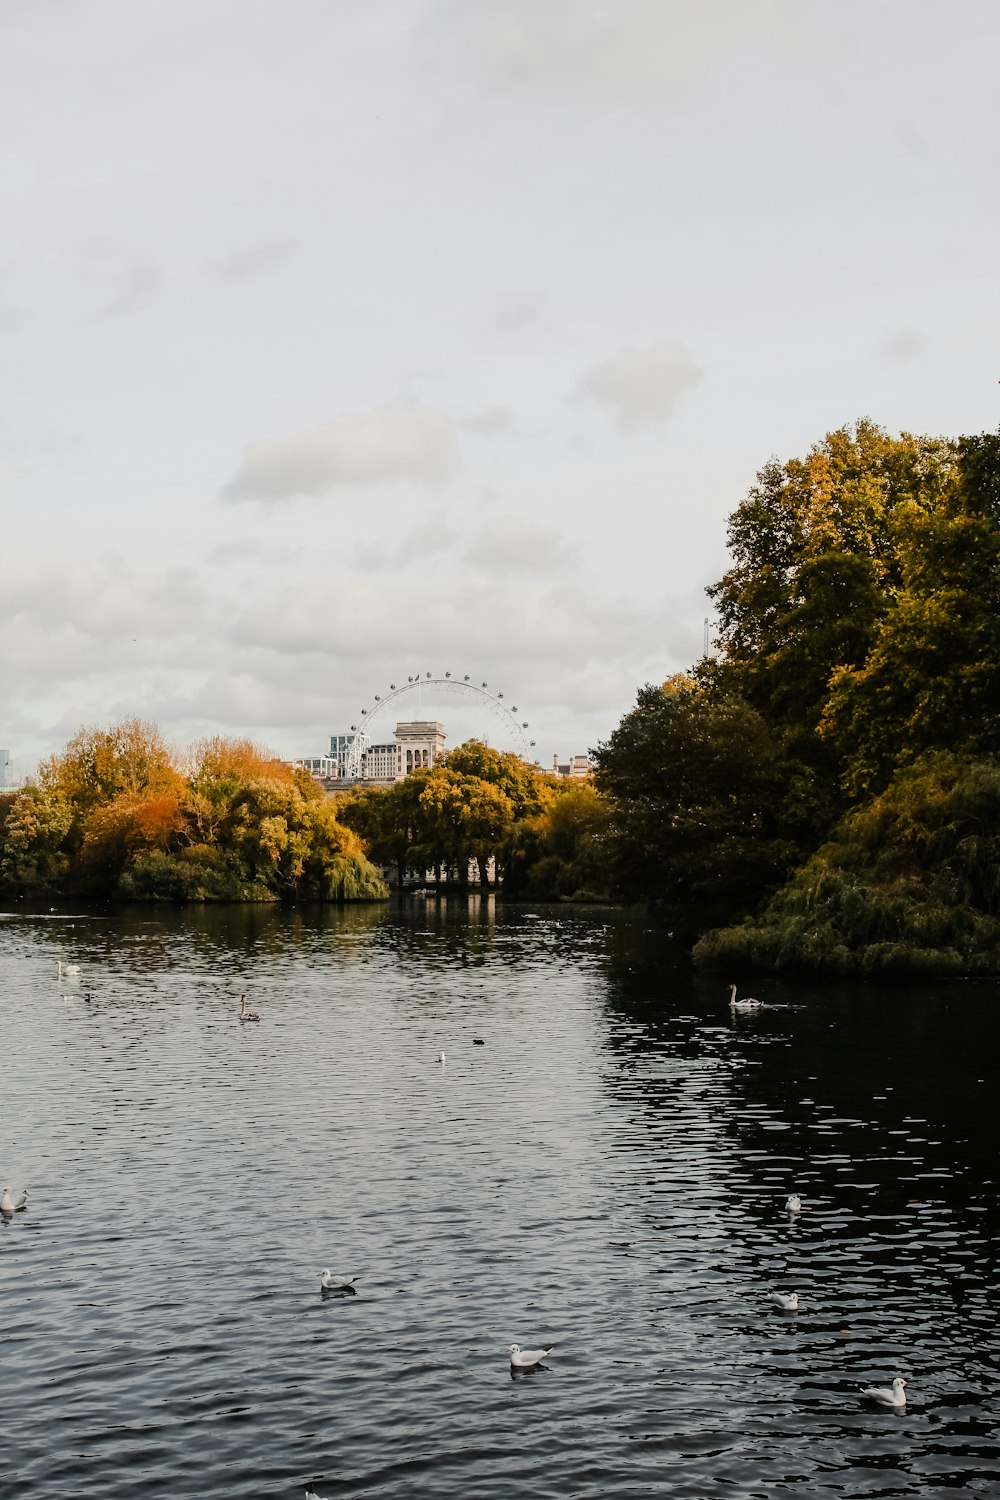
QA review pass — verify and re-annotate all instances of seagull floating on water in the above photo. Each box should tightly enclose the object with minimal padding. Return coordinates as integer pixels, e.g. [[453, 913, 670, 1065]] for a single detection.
[[57, 961, 80, 978], [860, 1377, 908, 1407], [772, 1291, 799, 1311], [239, 994, 260, 1022], [786, 1194, 802, 1213], [1, 1187, 28, 1215], [507, 1342, 555, 1369], [320, 1269, 358, 1294], [729, 983, 762, 1011]]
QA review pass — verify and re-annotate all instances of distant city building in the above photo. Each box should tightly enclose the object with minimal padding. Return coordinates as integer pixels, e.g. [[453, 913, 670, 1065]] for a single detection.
[[328, 733, 358, 778], [291, 721, 447, 789], [0, 748, 10, 788], [552, 754, 591, 779]]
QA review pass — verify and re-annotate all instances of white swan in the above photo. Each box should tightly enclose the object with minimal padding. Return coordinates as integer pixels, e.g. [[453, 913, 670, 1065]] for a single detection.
[[729, 983, 762, 1011], [239, 994, 260, 1022], [861, 1377, 907, 1407], [785, 1194, 802, 1213], [507, 1342, 555, 1368], [57, 961, 80, 978], [1, 1187, 28, 1215], [320, 1269, 357, 1294], [772, 1291, 798, 1311], [437, 1051, 446, 1063]]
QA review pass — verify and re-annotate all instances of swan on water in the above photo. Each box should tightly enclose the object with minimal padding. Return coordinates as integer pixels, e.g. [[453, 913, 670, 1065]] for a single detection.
[[772, 1291, 799, 1311], [728, 983, 762, 1011], [507, 1342, 555, 1368], [1, 1187, 28, 1215], [786, 1194, 802, 1213], [57, 961, 80, 978], [860, 1377, 908, 1407], [304, 1488, 331, 1500], [239, 994, 260, 1022], [438, 1051, 446, 1063], [320, 1270, 358, 1294]]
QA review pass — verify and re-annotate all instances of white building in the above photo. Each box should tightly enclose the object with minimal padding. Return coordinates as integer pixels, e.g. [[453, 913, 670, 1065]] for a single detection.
[[292, 721, 448, 788], [0, 748, 10, 788], [552, 754, 591, 779]]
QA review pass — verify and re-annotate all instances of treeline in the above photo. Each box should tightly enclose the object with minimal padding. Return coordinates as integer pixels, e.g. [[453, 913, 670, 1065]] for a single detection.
[[0, 721, 387, 902], [338, 740, 609, 899], [593, 421, 1000, 974]]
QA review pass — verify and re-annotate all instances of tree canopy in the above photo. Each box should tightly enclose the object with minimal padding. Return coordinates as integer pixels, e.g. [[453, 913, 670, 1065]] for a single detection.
[[0, 719, 386, 903], [595, 420, 1000, 971]]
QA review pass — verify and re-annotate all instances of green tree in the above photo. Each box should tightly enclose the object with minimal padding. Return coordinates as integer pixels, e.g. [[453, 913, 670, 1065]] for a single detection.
[[594, 676, 796, 940]]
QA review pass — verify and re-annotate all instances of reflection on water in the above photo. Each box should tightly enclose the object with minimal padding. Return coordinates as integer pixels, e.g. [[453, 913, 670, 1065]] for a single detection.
[[2, 899, 999, 1498]]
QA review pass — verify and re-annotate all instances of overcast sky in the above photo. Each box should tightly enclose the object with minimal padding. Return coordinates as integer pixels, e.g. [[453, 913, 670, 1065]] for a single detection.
[[2, 0, 998, 777]]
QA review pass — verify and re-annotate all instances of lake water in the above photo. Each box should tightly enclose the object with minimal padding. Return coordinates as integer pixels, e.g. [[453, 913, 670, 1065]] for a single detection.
[[2, 899, 999, 1498]]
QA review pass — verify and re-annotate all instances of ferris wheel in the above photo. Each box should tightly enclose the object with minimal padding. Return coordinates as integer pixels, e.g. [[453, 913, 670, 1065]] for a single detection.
[[345, 672, 536, 779]]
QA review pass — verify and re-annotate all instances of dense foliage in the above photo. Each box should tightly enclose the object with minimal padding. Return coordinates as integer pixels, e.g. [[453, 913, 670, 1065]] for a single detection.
[[0, 722, 387, 903], [595, 421, 1000, 971], [339, 741, 611, 899]]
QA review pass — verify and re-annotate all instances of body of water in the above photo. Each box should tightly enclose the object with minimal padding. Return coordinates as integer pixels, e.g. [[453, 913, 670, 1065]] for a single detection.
[[2, 899, 999, 1497]]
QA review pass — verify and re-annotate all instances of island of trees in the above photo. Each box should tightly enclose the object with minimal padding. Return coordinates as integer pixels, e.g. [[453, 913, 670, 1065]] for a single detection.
[[594, 420, 1000, 975], [3, 419, 998, 973]]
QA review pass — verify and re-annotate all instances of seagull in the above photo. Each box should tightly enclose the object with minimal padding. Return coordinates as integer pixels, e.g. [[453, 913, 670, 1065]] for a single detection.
[[0, 1187, 28, 1215], [786, 1194, 802, 1213], [729, 983, 762, 1011], [861, 1377, 908, 1407], [507, 1342, 555, 1369], [239, 994, 260, 1022], [772, 1291, 799, 1311], [320, 1269, 358, 1294], [57, 961, 80, 978]]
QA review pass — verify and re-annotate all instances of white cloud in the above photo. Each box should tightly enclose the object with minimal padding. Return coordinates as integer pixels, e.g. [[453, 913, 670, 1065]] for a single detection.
[[423, 0, 802, 107], [578, 339, 702, 429], [222, 406, 458, 500]]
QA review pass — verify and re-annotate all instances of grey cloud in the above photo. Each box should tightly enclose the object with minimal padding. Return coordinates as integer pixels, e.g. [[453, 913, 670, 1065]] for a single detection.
[[222, 406, 458, 501], [95, 259, 164, 319], [354, 514, 457, 572], [465, 523, 573, 575], [461, 406, 517, 435], [209, 240, 299, 283], [578, 338, 702, 428], [877, 328, 929, 362]]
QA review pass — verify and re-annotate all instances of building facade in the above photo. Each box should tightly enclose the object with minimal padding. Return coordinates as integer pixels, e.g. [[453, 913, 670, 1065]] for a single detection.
[[292, 721, 447, 789]]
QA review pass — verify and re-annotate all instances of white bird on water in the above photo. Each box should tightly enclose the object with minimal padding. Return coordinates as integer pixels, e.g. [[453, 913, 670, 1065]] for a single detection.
[[861, 1377, 908, 1408], [729, 983, 762, 1011], [786, 1194, 802, 1213], [304, 1488, 330, 1500], [773, 1291, 799, 1311], [239, 994, 260, 1022], [57, 961, 80, 979], [1, 1187, 28, 1215], [507, 1342, 555, 1369], [320, 1269, 358, 1294], [437, 1051, 446, 1063]]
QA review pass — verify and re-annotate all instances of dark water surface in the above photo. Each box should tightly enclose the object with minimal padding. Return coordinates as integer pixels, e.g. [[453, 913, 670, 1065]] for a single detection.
[[2, 900, 999, 1498]]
